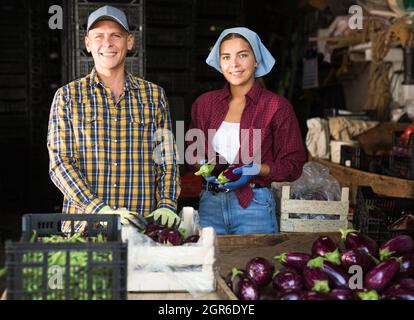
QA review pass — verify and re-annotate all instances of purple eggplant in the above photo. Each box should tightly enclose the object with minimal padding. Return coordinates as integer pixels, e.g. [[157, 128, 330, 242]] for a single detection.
[[311, 236, 341, 265], [184, 234, 200, 244], [144, 222, 164, 241], [303, 266, 330, 293], [399, 252, 414, 277], [339, 228, 379, 258], [301, 291, 334, 300], [364, 258, 400, 292], [245, 257, 274, 287], [216, 164, 243, 184], [382, 285, 414, 300], [357, 290, 381, 300], [379, 235, 414, 261], [273, 252, 312, 270], [330, 288, 356, 300], [395, 277, 414, 290], [276, 290, 303, 300], [340, 249, 378, 273], [157, 228, 184, 246], [231, 268, 260, 300], [308, 257, 350, 289], [272, 269, 303, 292]]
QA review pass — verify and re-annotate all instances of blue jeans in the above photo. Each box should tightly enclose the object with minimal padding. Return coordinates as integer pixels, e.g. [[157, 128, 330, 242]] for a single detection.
[[198, 187, 278, 235]]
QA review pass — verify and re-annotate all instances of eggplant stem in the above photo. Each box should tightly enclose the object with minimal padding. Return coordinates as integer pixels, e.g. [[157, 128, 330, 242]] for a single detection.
[[313, 280, 330, 293]]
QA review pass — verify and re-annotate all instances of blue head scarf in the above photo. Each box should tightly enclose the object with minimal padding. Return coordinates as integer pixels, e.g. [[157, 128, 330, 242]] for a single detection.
[[205, 27, 276, 78]]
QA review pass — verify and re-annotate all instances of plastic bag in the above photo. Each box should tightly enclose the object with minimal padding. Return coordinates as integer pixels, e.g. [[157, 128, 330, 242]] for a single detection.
[[290, 161, 342, 220], [121, 208, 218, 296]]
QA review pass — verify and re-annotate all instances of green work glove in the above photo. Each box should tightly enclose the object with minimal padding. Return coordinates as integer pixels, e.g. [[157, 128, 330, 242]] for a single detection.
[[147, 208, 181, 229], [98, 205, 137, 225]]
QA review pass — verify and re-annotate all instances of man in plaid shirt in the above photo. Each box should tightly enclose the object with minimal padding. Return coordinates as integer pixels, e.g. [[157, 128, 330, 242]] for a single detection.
[[47, 6, 181, 231]]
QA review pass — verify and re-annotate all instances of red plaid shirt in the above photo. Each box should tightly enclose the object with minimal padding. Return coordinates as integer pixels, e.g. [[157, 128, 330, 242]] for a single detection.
[[187, 80, 306, 208]]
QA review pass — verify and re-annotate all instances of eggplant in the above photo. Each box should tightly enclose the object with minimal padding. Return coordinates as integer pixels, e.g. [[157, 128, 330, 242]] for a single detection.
[[364, 258, 400, 292], [395, 277, 414, 290], [308, 257, 350, 289], [399, 252, 414, 277], [389, 214, 414, 231], [357, 290, 381, 300], [157, 228, 184, 246], [272, 269, 303, 292], [303, 266, 330, 293], [379, 235, 414, 261], [340, 249, 377, 273], [330, 288, 356, 300], [276, 290, 303, 300], [382, 285, 414, 300], [273, 252, 312, 270], [224, 271, 233, 290], [311, 236, 341, 265], [301, 291, 334, 300], [144, 222, 164, 241], [339, 228, 379, 258], [216, 164, 244, 184], [245, 257, 274, 287], [184, 234, 200, 244], [231, 268, 260, 300]]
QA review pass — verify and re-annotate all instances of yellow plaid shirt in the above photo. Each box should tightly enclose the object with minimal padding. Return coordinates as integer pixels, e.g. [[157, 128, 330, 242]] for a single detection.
[[47, 68, 180, 229]]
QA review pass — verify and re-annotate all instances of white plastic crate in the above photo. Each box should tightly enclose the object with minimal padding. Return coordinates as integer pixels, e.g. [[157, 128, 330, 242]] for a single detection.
[[124, 207, 217, 292]]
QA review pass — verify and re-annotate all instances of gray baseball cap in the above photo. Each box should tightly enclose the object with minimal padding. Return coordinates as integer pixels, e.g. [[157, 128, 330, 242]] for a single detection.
[[87, 5, 129, 33]]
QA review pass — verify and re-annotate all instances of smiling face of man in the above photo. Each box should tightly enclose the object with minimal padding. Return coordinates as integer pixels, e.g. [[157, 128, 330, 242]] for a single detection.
[[85, 20, 134, 74]]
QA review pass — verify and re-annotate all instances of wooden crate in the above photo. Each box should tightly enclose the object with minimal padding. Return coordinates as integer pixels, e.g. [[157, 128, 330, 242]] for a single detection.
[[126, 207, 216, 292], [280, 186, 349, 232]]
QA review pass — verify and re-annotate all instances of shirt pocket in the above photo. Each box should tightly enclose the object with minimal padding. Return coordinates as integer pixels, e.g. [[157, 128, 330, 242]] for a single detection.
[[128, 106, 156, 143], [75, 114, 105, 148]]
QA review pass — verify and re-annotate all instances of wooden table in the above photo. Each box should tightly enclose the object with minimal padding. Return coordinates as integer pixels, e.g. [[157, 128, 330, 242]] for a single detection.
[[312, 158, 414, 201]]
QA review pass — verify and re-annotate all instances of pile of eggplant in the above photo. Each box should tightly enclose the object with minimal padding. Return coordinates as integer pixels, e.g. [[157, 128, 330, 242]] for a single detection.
[[224, 229, 414, 300], [143, 221, 200, 246]]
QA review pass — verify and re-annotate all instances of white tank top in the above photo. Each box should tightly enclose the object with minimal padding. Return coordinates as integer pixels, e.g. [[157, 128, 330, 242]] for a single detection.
[[212, 121, 240, 164]]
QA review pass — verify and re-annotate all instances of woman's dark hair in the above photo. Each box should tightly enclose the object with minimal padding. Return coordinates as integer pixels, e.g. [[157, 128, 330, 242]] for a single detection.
[[219, 33, 253, 55], [221, 33, 248, 43]]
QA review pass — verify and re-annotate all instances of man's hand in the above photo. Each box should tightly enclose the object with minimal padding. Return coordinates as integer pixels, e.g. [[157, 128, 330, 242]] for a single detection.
[[97, 205, 137, 225], [218, 164, 260, 191], [147, 208, 181, 229]]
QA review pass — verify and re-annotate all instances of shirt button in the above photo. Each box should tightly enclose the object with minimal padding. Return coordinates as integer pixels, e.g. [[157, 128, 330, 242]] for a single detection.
[[113, 206, 117, 210], [113, 118, 118, 122], [114, 184, 118, 188], [114, 139, 118, 143], [114, 162, 118, 166]]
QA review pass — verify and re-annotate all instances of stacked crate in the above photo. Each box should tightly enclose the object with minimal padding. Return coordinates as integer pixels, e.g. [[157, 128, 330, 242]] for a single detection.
[[64, 0, 145, 81], [27, 0, 64, 212], [0, 0, 30, 213], [389, 129, 414, 180], [145, 0, 195, 134], [194, 0, 246, 99]]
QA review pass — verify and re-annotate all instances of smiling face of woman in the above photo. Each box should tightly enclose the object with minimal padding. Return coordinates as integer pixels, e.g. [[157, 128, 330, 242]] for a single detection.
[[219, 36, 256, 89]]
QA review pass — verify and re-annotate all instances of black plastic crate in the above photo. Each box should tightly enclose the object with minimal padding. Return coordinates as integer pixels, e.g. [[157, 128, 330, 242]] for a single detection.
[[145, 71, 193, 93], [146, 48, 191, 70], [389, 129, 414, 179], [340, 145, 365, 169], [354, 186, 414, 243], [5, 214, 127, 300], [146, 26, 192, 47]]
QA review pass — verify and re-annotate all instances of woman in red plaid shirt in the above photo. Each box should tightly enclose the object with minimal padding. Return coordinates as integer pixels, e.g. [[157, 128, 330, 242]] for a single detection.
[[187, 27, 306, 234]]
